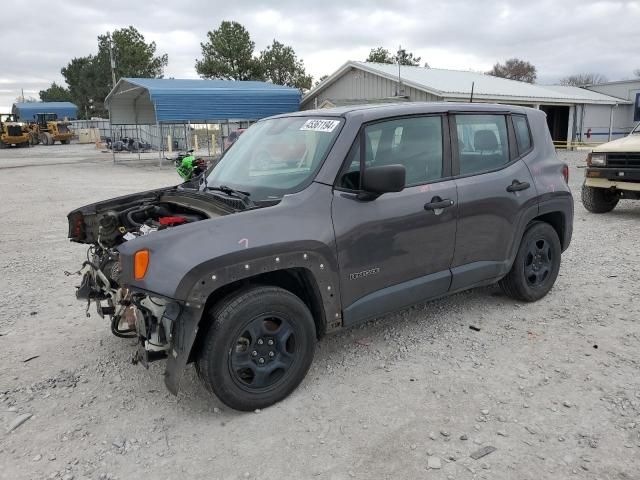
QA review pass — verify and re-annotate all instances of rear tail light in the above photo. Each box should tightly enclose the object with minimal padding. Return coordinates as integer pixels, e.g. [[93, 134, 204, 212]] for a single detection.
[[134, 250, 150, 280], [562, 164, 569, 184]]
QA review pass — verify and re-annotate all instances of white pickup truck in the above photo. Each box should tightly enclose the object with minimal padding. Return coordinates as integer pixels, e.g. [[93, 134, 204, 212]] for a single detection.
[[582, 123, 640, 213]]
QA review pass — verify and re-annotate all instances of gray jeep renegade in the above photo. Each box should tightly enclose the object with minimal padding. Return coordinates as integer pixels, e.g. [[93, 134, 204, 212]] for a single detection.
[[68, 103, 573, 411]]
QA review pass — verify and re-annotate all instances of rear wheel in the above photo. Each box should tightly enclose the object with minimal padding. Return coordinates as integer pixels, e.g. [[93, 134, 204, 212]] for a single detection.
[[500, 221, 561, 302], [61, 139, 70, 145], [581, 184, 618, 213], [196, 286, 316, 411]]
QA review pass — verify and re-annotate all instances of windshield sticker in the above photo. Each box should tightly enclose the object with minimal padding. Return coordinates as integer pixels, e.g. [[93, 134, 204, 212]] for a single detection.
[[300, 119, 340, 133]]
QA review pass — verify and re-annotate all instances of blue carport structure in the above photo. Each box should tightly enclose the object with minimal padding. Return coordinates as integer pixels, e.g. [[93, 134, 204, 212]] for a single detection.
[[12, 101, 78, 121], [105, 78, 301, 163]]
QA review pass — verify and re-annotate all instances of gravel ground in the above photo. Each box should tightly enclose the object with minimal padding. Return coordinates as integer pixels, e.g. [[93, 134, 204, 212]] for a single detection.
[[1, 144, 639, 480]]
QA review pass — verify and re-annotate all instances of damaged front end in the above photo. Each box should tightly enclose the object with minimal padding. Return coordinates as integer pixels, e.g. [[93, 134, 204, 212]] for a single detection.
[[67, 186, 233, 369]]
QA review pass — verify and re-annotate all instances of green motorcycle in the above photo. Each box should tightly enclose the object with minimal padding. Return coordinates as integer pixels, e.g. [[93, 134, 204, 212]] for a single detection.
[[170, 150, 208, 181]]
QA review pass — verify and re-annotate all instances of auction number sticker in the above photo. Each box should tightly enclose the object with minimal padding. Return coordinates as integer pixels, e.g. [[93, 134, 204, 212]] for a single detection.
[[300, 119, 340, 132]]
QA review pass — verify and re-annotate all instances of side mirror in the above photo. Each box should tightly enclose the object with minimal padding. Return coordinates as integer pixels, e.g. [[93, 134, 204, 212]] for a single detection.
[[360, 164, 406, 198]]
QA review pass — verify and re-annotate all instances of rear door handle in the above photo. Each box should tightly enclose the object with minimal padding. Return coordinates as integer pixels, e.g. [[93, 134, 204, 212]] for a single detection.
[[424, 197, 455, 211], [506, 180, 531, 192]]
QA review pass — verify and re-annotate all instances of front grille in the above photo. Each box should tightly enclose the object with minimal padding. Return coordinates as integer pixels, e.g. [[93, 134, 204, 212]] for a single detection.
[[7, 125, 22, 136], [607, 153, 640, 169]]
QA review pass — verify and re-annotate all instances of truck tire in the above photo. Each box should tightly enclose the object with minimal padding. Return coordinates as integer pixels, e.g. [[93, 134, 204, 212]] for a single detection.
[[44, 133, 54, 145], [196, 286, 316, 411], [61, 139, 70, 145], [581, 184, 618, 213], [499, 221, 561, 302]]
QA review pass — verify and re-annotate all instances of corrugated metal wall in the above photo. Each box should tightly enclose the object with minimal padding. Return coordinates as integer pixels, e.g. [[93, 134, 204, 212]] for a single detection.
[[578, 103, 635, 141], [151, 90, 300, 122], [303, 67, 441, 109], [588, 81, 640, 102]]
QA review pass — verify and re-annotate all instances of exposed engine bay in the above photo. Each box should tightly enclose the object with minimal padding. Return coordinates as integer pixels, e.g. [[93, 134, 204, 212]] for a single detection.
[[67, 188, 234, 365]]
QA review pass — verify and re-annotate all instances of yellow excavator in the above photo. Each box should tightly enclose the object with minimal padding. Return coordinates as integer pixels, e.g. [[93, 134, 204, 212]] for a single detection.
[[0, 113, 30, 148], [27, 113, 74, 145]]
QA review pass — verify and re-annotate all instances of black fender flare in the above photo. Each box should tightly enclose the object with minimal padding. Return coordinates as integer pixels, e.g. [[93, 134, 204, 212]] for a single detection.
[[165, 245, 341, 395]]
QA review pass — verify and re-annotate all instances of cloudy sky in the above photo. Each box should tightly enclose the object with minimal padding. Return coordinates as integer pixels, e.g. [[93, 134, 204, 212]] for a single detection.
[[1, 0, 639, 112]]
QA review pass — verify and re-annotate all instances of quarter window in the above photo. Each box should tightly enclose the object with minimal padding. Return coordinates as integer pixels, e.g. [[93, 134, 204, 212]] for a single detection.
[[513, 115, 533, 154], [455, 114, 509, 175]]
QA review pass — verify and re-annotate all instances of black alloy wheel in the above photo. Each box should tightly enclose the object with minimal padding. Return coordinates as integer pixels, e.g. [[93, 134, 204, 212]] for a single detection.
[[229, 314, 297, 391], [196, 286, 316, 411], [524, 237, 553, 287], [499, 221, 561, 302]]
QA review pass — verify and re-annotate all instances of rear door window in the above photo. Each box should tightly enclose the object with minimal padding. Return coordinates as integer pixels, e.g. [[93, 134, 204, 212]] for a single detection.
[[455, 114, 509, 175]]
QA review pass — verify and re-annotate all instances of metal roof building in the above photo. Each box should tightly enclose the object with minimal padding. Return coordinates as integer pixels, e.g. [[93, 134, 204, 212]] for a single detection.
[[106, 78, 301, 125], [12, 101, 78, 121], [302, 61, 631, 144], [302, 61, 624, 108]]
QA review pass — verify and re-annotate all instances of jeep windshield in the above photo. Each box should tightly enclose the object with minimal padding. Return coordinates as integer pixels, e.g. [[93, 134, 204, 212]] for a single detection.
[[204, 116, 343, 201]]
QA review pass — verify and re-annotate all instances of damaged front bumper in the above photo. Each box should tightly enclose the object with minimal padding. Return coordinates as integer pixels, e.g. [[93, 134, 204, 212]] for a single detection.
[[75, 259, 204, 395], [163, 305, 203, 394]]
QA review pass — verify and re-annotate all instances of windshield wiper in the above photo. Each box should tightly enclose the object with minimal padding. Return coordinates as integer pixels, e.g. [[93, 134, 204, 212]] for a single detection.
[[206, 185, 254, 208]]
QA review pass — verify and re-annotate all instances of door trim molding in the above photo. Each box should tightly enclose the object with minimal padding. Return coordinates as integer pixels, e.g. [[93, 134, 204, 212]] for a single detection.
[[342, 270, 451, 327]]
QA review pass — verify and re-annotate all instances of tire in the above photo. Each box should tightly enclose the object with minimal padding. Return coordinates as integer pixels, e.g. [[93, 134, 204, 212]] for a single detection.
[[61, 139, 70, 145], [499, 221, 561, 302], [45, 133, 54, 145], [196, 286, 316, 411], [581, 184, 618, 213]]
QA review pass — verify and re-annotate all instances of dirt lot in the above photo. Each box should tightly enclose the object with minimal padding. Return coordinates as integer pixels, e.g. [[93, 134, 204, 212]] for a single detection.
[[1, 144, 639, 480]]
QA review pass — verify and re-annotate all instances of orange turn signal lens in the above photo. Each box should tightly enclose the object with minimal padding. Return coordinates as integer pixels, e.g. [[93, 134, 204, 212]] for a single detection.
[[134, 249, 150, 280]]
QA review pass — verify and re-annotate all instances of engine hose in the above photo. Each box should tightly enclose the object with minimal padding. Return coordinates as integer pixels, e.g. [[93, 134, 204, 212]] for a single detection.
[[110, 315, 136, 338], [126, 205, 154, 227]]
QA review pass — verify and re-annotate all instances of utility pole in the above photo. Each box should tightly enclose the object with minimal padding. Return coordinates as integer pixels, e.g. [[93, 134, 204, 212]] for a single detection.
[[107, 32, 117, 88], [396, 45, 402, 97]]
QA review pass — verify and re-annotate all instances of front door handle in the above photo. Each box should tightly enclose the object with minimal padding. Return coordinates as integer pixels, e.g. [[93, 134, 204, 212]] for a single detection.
[[424, 196, 455, 212], [506, 180, 531, 192]]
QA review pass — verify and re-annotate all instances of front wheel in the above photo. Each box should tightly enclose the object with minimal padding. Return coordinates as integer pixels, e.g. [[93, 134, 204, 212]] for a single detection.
[[500, 221, 561, 302], [196, 286, 316, 411], [581, 184, 618, 213]]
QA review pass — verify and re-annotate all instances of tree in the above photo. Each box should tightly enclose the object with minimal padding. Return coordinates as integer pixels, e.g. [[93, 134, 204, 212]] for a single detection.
[[395, 48, 421, 66], [259, 40, 312, 90], [559, 73, 607, 87], [61, 56, 97, 119], [15, 95, 38, 103], [366, 47, 394, 64], [60, 26, 167, 118], [487, 58, 537, 83], [366, 46, 423, 66], [39, 82, 73, 102], [196, 21, 261, 80]]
